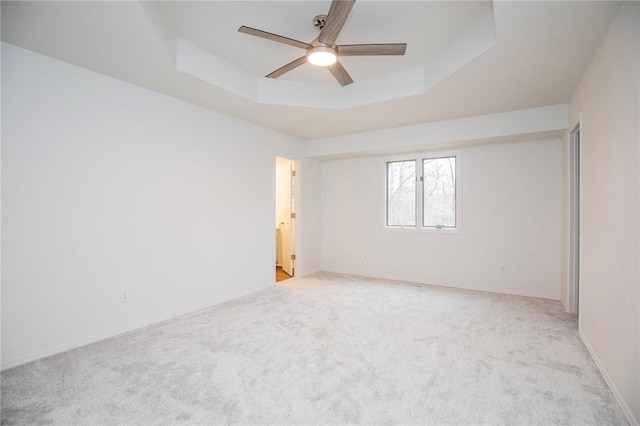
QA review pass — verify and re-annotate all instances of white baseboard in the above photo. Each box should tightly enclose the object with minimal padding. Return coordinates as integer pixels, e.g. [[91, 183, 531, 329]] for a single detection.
[[580, 329, 639, 426], [321, 268, 560, 301], [1, 282, 273, 371], [437, 281, 560, 301]]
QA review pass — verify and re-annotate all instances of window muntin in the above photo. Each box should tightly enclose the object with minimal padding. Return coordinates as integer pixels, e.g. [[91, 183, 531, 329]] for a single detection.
[[423, 157, 456, 228], [386, 160, 416, 227]]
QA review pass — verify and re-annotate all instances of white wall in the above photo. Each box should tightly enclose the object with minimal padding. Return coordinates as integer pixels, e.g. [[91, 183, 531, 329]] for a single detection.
[[321, 139, 563, 299], [295, 157, 322, 276], [1, 43, 315, 369], [568, 2, 639, 424], [275, 158, 290, 230], [305, 105, 567, 159]]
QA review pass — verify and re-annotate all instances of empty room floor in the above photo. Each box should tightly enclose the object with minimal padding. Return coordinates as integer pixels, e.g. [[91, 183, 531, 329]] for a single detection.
[[1, 272, 627, 425]]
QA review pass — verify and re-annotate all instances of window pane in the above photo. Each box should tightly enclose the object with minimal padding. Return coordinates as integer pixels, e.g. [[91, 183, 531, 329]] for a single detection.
[[387, 160, 416, 226], [423, 157, 456, 228]]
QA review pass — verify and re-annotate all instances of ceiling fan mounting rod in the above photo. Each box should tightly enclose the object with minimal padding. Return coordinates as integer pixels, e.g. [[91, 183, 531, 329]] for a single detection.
[[313, 14, 327, 31]]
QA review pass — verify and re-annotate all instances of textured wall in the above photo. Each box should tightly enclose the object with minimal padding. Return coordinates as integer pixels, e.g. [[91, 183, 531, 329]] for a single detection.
[[1, 43, 308, 368], [321, 139, 563, 300], [568, 2, 640, 423]]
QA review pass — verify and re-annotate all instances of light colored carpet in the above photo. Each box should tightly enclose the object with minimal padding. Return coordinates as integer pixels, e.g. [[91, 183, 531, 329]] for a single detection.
[[1, 272, 628, 425]]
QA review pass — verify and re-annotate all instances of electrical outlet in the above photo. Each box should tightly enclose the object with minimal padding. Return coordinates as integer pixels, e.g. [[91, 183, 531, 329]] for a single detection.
[[500, 265, 505, 273], [121, 291, 129, 303]]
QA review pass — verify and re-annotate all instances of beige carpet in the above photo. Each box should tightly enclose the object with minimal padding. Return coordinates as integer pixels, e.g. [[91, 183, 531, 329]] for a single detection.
[[1, 272, 628, 425]]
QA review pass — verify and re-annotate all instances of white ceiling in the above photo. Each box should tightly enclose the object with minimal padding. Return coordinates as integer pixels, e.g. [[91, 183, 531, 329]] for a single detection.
[[159, 1, 490, 85], [1, 1, 620, 140]]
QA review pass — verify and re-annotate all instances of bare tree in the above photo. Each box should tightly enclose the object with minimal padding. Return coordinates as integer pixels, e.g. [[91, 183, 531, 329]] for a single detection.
[[387, 161, 416, 226], [423, 157, 455, 227]]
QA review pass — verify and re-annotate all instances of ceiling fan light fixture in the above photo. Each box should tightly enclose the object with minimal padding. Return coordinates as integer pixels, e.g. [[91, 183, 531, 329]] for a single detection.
[[307, 46, 337, 66], [239, 0, 406, 86]]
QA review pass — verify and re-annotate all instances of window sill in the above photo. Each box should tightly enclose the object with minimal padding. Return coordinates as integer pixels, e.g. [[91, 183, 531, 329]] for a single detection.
[[383, 226, 461, 235]]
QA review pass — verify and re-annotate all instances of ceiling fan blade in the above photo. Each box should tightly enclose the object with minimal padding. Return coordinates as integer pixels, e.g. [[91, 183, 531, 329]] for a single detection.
[[238, 26, 311, 50], [328, 60, 353, 86], [266, 56, 308, 79], [338, 43, 407, 56], [318, 0, 355, 46]]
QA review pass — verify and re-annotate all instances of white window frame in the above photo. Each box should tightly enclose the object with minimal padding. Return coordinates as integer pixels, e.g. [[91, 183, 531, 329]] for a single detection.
[[383, 149, 462, 234]]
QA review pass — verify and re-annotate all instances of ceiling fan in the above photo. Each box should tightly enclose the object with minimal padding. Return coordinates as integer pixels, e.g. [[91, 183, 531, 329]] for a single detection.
[[238, 0, 407, 87]]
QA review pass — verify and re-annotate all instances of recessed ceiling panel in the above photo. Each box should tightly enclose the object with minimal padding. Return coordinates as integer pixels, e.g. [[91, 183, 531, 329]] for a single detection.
[[1, 0, 621, 140], [157, 1, 491, 83]]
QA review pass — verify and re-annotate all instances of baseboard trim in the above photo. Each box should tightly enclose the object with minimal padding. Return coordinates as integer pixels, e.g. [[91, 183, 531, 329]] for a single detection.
[[1, 282, 273, 371], [299, 268, 321, 277], [321, 269, 560, 301], [580, 329, 639, 426], [435, 282, 559, 301]]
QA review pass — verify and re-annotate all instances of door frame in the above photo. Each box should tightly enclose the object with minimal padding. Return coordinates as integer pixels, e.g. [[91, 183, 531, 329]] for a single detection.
[[568, 121, 581, 315], [274, 155, 298, 280]]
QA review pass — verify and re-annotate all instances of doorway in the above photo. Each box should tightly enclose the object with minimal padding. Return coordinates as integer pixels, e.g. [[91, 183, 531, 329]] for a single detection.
[[569, 124, 581, 315], [275, 156, 296, 282]]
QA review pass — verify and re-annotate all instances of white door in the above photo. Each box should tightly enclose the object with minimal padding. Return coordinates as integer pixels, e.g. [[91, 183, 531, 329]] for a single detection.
[[276, 157, 295, 277]]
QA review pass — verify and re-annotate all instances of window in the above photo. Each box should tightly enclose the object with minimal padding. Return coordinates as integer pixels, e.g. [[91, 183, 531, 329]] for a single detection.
[[386, 152, 460, 231], [387, 160, 416, 226], [423, 157, 456, 228]]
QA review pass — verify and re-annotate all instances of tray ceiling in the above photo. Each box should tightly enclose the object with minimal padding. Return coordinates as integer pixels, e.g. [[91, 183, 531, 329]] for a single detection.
[[1, 1, 621, 140]]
